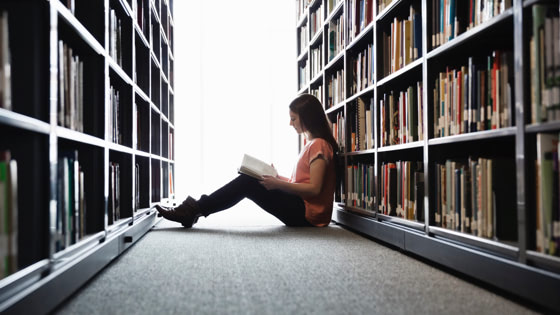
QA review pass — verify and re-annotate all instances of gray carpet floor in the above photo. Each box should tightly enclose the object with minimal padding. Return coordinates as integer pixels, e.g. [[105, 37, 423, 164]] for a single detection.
[[53, 209, 539, 315]]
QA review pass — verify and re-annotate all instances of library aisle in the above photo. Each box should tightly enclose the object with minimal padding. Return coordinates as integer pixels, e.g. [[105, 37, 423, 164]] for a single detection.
[[53, 206, 538, 315]]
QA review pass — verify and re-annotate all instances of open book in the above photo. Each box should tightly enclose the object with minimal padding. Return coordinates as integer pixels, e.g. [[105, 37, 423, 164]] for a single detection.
[[238, 154, 278, 180]]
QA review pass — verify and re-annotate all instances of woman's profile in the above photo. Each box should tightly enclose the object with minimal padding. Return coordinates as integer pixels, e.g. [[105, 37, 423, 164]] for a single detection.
[[156, 93, 339, 228]]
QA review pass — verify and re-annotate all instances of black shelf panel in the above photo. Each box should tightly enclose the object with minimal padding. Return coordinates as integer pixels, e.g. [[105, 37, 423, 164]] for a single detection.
[[429, 226, 519, 260], [377, 213, 425, 231]]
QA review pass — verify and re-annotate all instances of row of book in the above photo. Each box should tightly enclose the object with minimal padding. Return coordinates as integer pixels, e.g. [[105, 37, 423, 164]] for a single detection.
[[0, 151, 17, 279], [433, 51, 513, 138], [311, 85, 324, 106], [345, 163, 375, 210], [326, 68, 344, 108], [378, 0, 393, 13], [310, 44, 323, 79], [169, 132, 174, 160], [299, 60, 309, 91], [349, 96, 374, 152], [109, 85, 122, 144], [109, 162, 121, 223], [379, 161, 424, 222], [0, 11, 11, 111], [349, 43, 374, 96], [310, 1, 323, 40], [299, 24, 308, 54], [328, 14, 344, 62], [132, 0, 149, 37], [535, 133, 560, 257], [530, 5, 560, 124], [380, 81, 424, 146], [434, 157, 516, 240], [109, 9, 123, 67], [380, 6, 422, 77], [346, 0, 373, 44], [58, 40, 84, 132], [55, 150, 86, 252], [331, 111, 346, 153], [296, 0, 312, 22], [328, 0, 343, 16], [134, 163, 140, 211], [431, 0, 512, 49]]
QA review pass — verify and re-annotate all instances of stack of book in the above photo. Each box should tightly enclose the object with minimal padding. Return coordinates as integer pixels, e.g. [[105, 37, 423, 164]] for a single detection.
[[381, 6, 421, 77], [380, 81, 424, 146], [535, 133, 560, 257], [327, 68, 344, 108], [349, 43, 374, 96], [310, 2, 323, 39], [530, 5, 560, 124], [0, 11, 11, 111], [109, 85, 121, 144], [109, 9, 123, 67], [346, 162, 375, 210], [331, 111, 345, 152], [434, 157, 516, 240], [433, 51, 513, 138], [56, 150, 86, 252], [349, 97, 374, 152], [346, 0, 373, 44], [311, 44, 323, 79], [0, 150, 17, 278], [379, 160, 424, 221], [328, 14, 344, 61], [109, 162, 121, 223], [58, 41, 84, 132]]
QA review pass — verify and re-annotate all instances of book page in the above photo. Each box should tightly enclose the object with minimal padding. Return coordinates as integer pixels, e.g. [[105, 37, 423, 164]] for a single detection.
[[238, 154, 278, 180]]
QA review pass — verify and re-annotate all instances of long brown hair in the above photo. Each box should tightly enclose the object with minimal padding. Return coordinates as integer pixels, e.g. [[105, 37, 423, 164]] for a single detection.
[[289, 93, 339, 155]]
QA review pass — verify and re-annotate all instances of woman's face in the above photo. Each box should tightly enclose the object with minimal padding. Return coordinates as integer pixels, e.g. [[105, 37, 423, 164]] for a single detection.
[[289, 110, 304, 134]]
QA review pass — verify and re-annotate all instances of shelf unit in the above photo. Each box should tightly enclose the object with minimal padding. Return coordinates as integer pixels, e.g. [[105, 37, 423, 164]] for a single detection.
[[0, 0, 174, 313], [296, 0, 560, 312]]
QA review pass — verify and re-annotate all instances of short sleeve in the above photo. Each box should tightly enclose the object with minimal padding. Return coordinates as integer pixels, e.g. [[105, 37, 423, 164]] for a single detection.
[[308, 139, 333, 165]]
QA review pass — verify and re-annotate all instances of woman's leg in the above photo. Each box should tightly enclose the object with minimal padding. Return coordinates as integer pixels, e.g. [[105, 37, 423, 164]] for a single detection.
[[197, 174, 311, 227]]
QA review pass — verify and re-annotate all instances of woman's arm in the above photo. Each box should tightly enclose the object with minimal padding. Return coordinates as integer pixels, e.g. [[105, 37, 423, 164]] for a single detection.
[[261, 158, 327, 198]]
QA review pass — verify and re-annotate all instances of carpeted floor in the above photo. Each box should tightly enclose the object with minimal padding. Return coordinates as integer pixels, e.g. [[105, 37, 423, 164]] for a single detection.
[[53, 206, 539, 315]]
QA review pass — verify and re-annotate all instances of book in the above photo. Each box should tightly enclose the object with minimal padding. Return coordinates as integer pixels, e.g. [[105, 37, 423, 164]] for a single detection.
[[0, 11, 11, 110], [238, 154, 278, 180]]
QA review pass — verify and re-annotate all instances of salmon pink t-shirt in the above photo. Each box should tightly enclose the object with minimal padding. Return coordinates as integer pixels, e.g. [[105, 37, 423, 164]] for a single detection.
[[290, 138, 336, 227]]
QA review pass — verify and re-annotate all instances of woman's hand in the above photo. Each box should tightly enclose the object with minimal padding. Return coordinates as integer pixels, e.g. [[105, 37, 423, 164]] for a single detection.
[[260, 175, 283, 190]]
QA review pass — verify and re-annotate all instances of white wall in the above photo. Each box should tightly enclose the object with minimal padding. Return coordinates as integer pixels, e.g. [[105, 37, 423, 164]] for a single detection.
[[173, 1, 298, 205]]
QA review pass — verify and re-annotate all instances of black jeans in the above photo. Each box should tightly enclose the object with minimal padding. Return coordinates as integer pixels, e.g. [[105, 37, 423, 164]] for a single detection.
[[197, 174, 312, 227]]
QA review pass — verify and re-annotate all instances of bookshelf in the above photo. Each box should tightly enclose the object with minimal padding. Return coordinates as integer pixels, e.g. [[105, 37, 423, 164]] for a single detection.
[[0, 0, 174, 313], [296, 0, 560, 312]]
